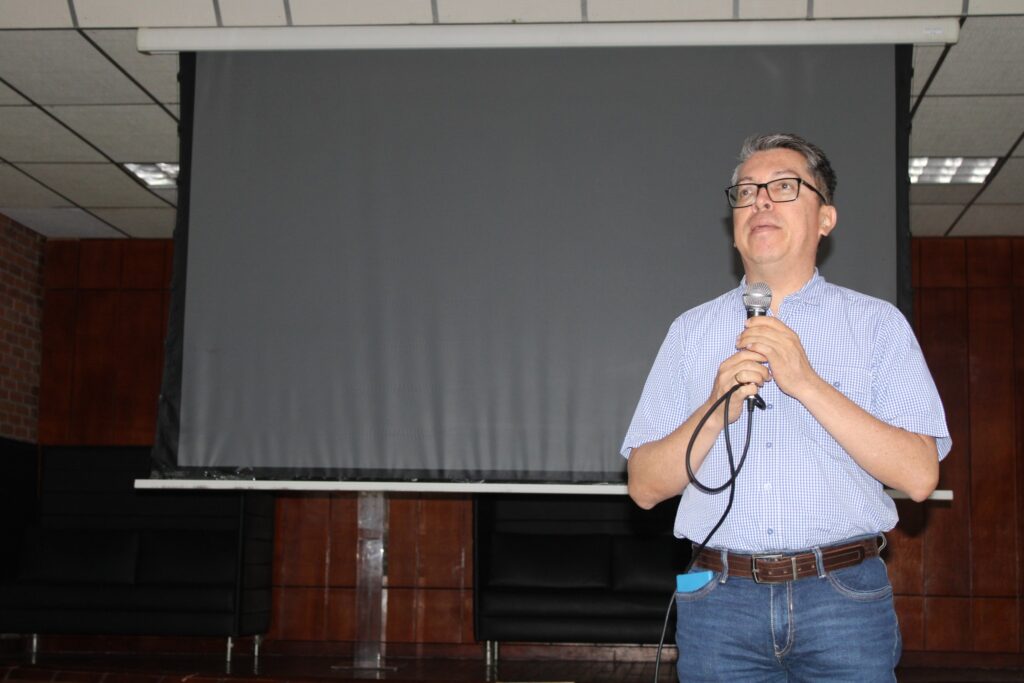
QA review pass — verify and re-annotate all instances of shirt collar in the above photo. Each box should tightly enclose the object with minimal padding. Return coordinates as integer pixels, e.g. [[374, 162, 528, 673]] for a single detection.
[[734, 269, 825, 313]]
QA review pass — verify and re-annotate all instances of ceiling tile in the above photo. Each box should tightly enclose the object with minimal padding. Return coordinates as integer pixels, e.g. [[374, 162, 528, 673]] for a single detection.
[[975, 158, 1024, 203], [910, 204, 963, 236], [0, 30, 150, 104], [814, 0, 960, 18], [926, 16, 1024, 95], [219, 0, 288, 26], [47, 104, 179, 162], [0, 0, 73, 28], [969, 0, 1024, 14], [73, 0, 217, 28], [910, 183, 982, 204], [911, 45, 943, 97], [152, 188, 177, 205], [438, 0, 580, 23], [19, 162, 167, 207], [83, 29, 180, 104], [0, 81, 28, 105], [949, 203, 1024, 235], [910, 95, 1024, 157], [739, 0, 806, 19], [0, 106, 104, 161], [587, 0, 732, 21], [289, 0, 433, 25], [0, 206, 125, 238], [90, 207, 175, 237], [0, 163, 72, 207]]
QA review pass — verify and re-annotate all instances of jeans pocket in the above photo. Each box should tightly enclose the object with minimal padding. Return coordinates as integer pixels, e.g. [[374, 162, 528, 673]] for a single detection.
[[674, 572, 721, 603], [826, 558, 893, 602]]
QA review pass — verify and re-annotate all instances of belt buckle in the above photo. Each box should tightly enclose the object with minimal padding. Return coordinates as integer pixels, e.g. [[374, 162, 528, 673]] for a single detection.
[[751, 553, 798, 584]]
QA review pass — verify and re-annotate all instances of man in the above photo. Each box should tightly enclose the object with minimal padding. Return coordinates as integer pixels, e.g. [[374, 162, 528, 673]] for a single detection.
[[621, 133, 950, 682]]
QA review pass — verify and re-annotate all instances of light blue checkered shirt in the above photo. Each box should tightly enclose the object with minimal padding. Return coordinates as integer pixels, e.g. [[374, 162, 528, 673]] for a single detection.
[[621, 271, 951, 553]]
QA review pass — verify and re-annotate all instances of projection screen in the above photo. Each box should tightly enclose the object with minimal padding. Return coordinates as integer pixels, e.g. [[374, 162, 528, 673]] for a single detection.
[[152, 45, 908, 484]]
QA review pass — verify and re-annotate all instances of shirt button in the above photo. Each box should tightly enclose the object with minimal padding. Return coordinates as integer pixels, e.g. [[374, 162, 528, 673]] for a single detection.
[[767, 528, 774, 535], [833, 381, 841, 388], [767, 403, 773, 409], [765, 442, 772, 449]]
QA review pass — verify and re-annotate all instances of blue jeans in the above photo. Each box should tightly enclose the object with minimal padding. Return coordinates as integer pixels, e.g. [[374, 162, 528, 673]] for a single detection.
[[675, 555, 900, 682]]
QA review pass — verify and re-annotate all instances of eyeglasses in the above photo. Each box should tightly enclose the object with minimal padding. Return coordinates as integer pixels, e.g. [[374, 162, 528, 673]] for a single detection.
[[725, 177, 829, 208]]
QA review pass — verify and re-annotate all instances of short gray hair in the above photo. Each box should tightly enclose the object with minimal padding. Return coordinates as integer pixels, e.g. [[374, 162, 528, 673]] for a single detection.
[[731, 133, 836, 205]]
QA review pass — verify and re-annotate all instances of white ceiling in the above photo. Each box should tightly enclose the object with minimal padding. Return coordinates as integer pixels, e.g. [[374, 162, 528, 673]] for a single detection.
[[0, 0, 1022, 239]]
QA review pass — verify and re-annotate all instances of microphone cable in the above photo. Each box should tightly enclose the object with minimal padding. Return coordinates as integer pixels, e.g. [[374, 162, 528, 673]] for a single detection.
[[652, 383, 763, 682]]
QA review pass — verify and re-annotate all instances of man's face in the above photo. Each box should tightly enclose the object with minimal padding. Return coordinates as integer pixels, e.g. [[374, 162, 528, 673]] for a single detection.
[[731, 148, 836, 276]]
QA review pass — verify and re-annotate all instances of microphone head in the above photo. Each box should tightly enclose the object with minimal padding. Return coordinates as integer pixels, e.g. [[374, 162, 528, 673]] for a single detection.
[[743, 282, 772, 317]]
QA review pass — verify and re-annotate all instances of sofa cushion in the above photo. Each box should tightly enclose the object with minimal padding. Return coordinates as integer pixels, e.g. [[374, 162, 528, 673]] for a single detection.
[[611, 535, 683, 592], [135, 530, 238, 585], [17, 529, 138, 585], [488, 533, 610, 589]]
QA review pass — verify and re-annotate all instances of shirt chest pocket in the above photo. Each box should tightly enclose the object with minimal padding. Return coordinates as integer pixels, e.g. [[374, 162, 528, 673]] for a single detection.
[[798, 365, 873, 446], [816, 364, 872, 410]]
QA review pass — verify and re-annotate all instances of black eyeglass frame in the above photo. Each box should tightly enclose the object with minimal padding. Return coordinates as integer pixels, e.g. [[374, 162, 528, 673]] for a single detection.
[[724, 177, 829, 208]]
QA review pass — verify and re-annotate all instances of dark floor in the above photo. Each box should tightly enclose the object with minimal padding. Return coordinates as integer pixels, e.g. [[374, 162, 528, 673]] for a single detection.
[[2, 653, 1024, 683]]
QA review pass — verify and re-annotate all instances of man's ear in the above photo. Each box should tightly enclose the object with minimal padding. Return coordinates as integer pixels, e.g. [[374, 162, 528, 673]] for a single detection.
[[819, 205, 837, 237]]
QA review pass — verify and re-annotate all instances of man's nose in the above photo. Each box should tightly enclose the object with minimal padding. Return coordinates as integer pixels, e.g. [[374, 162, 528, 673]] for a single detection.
[[752, 184, 773, 210]]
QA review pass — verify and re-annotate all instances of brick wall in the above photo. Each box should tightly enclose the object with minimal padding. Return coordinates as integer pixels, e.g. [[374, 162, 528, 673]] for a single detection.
[[0, 214, 44, 442]]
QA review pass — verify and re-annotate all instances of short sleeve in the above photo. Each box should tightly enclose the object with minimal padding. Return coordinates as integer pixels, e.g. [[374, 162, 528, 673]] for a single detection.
[[620, 319, 689, 458], [872, 307, 952, 460]]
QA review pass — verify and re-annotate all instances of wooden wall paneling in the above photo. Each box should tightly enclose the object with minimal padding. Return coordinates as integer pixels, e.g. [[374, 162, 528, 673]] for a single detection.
[[77, 240, 123, 289], [887, 500, 925, 596], [324, 587, 357, 641], [911, 238, 921, 290], [971, 598, 1019, 653], [1013, 240, 1024, 288], [968, 287, 1017, 597], [919, 287, 971, 597], [268, 587, 329, 641], [895, 596, 924, 651], [121, 240, 170, 290], [924, 597, 971, 651], [386, 588, 471, 644], [387, 496, 422, 588], [37, 289, 76, 443], [413, 496, 472, 589], [69, 290, 119, 443], [273, 495, 331, 587], [966, 238, 1012, 288], [43, 240, 78, 289], [386, 495, 473, 589], [1016, 282, 1024, 653], [327, 493, 358, 587], [113, 290, 165, 443], [918, 238, 966, 289]]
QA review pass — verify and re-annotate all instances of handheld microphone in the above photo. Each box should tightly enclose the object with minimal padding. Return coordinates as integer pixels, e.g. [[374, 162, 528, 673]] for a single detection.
[[743, 281, 771, 318], [742, 282, 772, 410]]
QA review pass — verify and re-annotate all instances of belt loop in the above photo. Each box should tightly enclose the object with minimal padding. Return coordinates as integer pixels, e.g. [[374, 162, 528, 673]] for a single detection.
[[718, 548, 730, 584], [812, 546, 826, 579]]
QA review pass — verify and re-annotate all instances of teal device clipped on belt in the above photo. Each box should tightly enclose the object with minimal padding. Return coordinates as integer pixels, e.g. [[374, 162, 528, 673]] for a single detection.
[[676, 570, 714, 592]]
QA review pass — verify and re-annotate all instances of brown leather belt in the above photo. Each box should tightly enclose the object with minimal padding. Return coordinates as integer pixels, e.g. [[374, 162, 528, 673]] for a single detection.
[[694, 537, 883, 584]]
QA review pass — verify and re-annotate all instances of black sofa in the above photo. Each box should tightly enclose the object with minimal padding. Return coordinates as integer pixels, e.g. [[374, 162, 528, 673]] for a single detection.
[[474, 493, 688, 644], [0, 446, 274, 639]]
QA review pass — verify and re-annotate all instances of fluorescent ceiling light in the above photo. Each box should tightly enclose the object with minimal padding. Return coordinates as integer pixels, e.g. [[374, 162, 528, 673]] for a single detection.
[[125, 162, 179, 188], [909, 157, 997, 184], [138, 18, 958, 53]]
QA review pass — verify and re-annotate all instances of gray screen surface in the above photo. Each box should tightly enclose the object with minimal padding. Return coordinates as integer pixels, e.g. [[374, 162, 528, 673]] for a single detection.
[[179, 46, 898, 481]]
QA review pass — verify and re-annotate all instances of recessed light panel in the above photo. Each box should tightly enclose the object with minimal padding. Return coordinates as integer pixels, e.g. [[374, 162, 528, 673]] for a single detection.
[[909, 156, 997, 184]]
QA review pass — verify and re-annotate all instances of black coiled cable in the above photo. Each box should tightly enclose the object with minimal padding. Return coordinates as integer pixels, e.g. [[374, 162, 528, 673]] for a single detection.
[[652, 384, 762, 682]]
